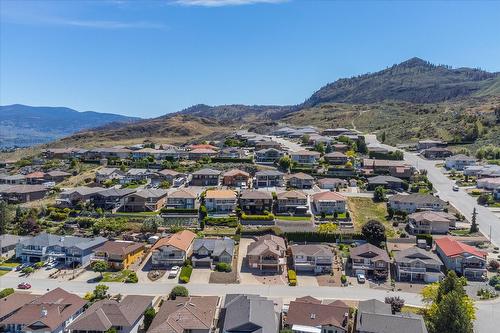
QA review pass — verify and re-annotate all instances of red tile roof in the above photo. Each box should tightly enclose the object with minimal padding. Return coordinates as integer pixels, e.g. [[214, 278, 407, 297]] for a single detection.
[[435, 236, 487, 259]]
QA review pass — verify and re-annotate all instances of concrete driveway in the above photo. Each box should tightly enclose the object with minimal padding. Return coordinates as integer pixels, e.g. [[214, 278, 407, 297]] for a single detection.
[[297, 275, 319, 287], [190, 268, 212, 284], [238, 238, 260, 285]]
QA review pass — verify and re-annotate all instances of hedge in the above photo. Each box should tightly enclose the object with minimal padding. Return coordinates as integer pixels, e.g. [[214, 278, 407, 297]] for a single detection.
[[211, 157, 253, 163], [240, 213, 275, 221], [284, 231, 365, 243], [215, 262, 232, 272], [161, 208, 198, 214], [179, 265, 193, 283], [0, 288, 14, 298], [241, 226, 283, 236], [288, 269, 297, 286], [203, 217, 238, 227]]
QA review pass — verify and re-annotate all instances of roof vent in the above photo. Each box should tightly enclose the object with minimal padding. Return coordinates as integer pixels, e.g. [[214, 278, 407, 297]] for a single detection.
[[310, 313, 316, 319], [41, 307, 48, 318]]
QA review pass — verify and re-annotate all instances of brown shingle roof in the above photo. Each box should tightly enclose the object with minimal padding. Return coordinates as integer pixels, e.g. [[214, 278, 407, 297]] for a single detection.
[[151, 230, 196, 252], [147, 296, 219, 333], [0, 293, 38, 320], [350, 243, 390, 262], [0, 288, 86, 332], [93, 241, 144, 257], [285, 297, 349, 329], [205, 189, 237, 199], [312, 191, 346, 202]]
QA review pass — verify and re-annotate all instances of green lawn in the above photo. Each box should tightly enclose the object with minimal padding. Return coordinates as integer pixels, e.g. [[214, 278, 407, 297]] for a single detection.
[[113, 211, 159, 216], [450, 229, 473, 236], [347, 197, 396, 237], [0, 270, 10, 277], [0, 262, 20, 268], [101, 270, 133, 282], [276, 215, 311, 221]]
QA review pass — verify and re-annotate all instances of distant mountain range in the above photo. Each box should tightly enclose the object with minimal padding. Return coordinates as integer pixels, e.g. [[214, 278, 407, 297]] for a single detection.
[[0, 105, 140, 148], [5, 57, 500, 150]]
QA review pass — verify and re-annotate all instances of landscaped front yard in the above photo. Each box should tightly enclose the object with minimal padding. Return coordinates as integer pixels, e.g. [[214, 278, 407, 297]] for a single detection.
[[101, 269, 135, 282], [347, 197, 396, 237], [275, 215, 311, 221]]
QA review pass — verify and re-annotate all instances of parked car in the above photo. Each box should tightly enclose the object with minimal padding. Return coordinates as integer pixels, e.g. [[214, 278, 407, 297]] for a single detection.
[[168, 266, 180, 278], [15, 264, 27, 271], [357, 273, 366, 283], [452, 185, 459, 191], [18, 282, 31, 289]]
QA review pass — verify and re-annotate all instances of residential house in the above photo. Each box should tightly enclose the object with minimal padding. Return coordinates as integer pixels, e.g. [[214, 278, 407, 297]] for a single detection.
[[394, 247, 444, 282], [285, 297, 349, 333], [476, 177, 500, 190], [57, 186, 106, 206], [147, 296, 219, 333], [157, 169, 187, 187], [95, 168, 124, 183], [366, 175, 405, 190], [121, 189, 168, 212], [388, 194, 446, 213], [44, 148, 79, 160], [444, 154, 478, 170], [331, 143, 349, 153], [0, 288, 86, 333], [317, 178, 348, 190], [92, 188, 136, 211], [308, 134, 333, 146], [188, 144, 218, 151], [0, 293, 38, 323], [131, 148, 166, 160], [222, 169, 251, 187], [67, 296, 154, 333], [322, 128, 351, 136], [205, 189, 237, 214], [190, 168, 221, 186], [247, 234, 286, 272], [349, 243, 390, 279], [255, 148, 285, 164], [367, 144, 390, 155], [120, 169, 156, 184], [255, 170, 285, 188], [0, 185, 49, 203], [239, 190, 273, 214], [311, 191, 346, 215], [218, 147, 246, 159], [85, 147, 132, 160], [16, 233, 107, 266], [0, 174, 26, 185], [255, 140, 282, 150], [356, 299, 428, 333], [166, 188, 198, 209], [92, 240, 145, 270], [276, 190, 308, 214], [407, 211, 457, 235], [44, 170, 71, 183], [324, 152, 349, 165], [0, 234, 30, 256], [362, 159, 414, 179], [287, 172, 315, 189], [290, 244, 333, 274], [25, 172, 46, 185], [417, 139, 446, 150], [435, 236, 487, 280], [188, 148, 218, 160], [222, 294, 280, 333], [290, 150, 321, 165], [150, 230, 197, 268], [422, 147, 453, 159], [191, 238, 235, 268], [464, 164, 500, 178]]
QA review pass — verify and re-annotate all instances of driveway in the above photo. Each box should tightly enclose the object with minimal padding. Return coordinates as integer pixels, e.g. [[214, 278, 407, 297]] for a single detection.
[[297, 274, 319, 287], [190, 268, 211, 284], [238, 238, 260, 285]]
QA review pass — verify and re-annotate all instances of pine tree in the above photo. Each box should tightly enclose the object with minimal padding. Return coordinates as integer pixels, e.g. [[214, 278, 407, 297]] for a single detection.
[[470, 207, 479, 233]]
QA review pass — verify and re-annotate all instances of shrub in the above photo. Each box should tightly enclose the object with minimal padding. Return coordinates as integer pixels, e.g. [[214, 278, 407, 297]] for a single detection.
[[489, 260, 500, 272], [143, 308, 156, 330], [488, 275, 500, 288], [215, 262, 232, 272], [340, 275, 347, 284], [179, 265, 193, 283], [0, 288, 14, 298], [169, 286, 189, 299], [288, 269, 297, 286], [240, 213, 275, 221], [125, 272, 138, 283]]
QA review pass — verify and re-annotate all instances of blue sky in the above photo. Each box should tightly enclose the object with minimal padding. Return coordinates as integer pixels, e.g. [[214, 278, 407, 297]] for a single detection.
[[1, 0, 499, 118]]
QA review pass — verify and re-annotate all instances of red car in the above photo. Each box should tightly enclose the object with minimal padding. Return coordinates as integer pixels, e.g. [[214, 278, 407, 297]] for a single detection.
[[17, 282, 31, 289]]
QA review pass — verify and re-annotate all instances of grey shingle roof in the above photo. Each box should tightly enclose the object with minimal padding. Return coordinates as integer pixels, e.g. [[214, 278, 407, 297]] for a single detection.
[[394, 247, 442, 266], [193, 238, 235, 257], [223, 294, 279, 333], [20, 233, 107, 251]]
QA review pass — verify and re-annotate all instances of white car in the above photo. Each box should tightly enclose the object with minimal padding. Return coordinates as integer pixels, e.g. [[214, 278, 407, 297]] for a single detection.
[[168, 266, 180, 278], [357, 273, 366, 283], [452, 185, 459, 191]]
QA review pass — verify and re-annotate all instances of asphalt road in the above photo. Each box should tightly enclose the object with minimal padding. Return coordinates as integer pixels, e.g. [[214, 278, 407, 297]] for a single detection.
[[364, 134, 500, 247]]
